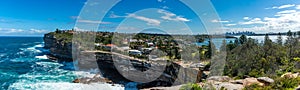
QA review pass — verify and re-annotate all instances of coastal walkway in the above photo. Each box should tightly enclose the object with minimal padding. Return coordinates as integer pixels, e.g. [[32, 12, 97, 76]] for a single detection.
[[81, 50, 203, 70], [82, 50, 149, 63]]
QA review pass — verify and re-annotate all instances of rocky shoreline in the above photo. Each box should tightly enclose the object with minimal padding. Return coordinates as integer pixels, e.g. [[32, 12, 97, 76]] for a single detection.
[[43, 33, 73, 61], [43, 32, 300, 90], [43, 32, 206, 89]]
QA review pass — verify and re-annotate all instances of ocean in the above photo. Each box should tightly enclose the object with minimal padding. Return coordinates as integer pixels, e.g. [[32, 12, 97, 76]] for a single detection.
[[0, 37, 124, 90]]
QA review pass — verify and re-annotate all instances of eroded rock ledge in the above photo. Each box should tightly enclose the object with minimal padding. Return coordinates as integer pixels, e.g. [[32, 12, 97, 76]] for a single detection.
[[74, 52, 205, 89], [43, 33, 73, 61], [43, 32, 205, 89]]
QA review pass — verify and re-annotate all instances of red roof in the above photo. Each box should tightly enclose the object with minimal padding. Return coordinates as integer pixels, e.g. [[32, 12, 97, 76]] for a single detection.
[[106, 44, 115, 47]]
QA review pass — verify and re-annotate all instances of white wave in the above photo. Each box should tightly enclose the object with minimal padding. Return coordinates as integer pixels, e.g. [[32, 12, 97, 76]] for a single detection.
[[8, 82, 124, 90], [0, 53, 6, 57], [10, 61, 124, 90], [24, 44, 47, 53], [34, 44, 44, 48], [21, 43, 29, 46], [10, 58, 36, 63], [33, 62, 63, 69], [74, 71, 98, 78], [8, 43, 126, 90], [35, 55, 48, 59]]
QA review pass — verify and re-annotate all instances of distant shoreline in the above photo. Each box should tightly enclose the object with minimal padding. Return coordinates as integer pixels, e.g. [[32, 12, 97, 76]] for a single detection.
[[0, 35, 44, 37]]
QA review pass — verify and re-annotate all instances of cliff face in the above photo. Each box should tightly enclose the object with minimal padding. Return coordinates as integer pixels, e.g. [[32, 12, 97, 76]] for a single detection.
[[43, 32, 204, 89], [76, 52, 204, 89], [43, 33, 72, 61]]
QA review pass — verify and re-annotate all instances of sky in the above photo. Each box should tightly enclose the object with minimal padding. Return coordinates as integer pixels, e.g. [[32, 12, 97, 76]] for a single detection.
[[1, 0, 300, 36]]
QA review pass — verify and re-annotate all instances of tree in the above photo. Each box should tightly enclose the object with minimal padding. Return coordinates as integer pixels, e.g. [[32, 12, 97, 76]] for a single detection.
[[277, 32, 283, 46], [226, 41, 236, 51], [239, 35, 247, 44], [297, 31, 300, 38], [220, 39, 227, 52], [287, 30, 293, 37], [286, 30, 294, 58], [234, 38, 239, 46], [264, 34, 272, 46], [206, 40, 216, 59], [55, 28, 61, 33]]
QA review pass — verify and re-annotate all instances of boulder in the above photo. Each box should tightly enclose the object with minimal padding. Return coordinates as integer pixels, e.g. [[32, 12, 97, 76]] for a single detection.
[[214, 82, 244, 90], [189, 63, 205, 68], [73, 79, 80, 83], [281, 72, 299, 78], [243, 78, 264, 86], [257, 77, 274, 84], [207, 76, 231, 82], [230, 79, 244, 84]]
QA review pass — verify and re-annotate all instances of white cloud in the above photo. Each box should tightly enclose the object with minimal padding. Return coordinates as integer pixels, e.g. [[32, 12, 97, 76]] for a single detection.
[[221, 4, 300, 33], [70, 16, 79, 19], [296, 5, 300, 9], [239, 18, 266, 25], [263, 10, 300, 29], [127, 14, 161, 26], [7, 28, 24, 33], [266, 4, 296, 9], [243, 17, 250, 20], [28, 29, 49, 34], [225, 24, 237, 26], [109, 12, 126, 18], [277, 10, 297, 14], [109, 12, 161, 26], [162, 6, 169, 9], [227, 8, 300, 33], [77, 19, 111, 24], [157, 0, 163, 2], [211, 19, 229, 23], [158, 10, 190, 22], [0, 28, 49, 36], [116, 26, 140, 31]]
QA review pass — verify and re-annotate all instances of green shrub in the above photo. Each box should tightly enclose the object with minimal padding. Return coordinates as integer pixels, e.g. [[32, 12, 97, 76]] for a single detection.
[[272, 77, 300, 90], [243, 84, 272, 90], [180, 83, 202, 90], [244, 77, 300, 90]]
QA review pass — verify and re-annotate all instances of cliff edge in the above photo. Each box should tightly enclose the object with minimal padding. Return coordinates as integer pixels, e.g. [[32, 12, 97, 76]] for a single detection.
[[43, 32, 73, 61]]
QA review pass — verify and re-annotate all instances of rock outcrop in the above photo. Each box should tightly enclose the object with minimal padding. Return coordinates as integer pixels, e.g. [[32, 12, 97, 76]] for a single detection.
[[203, 76, 276, 90], [281, 72, 299, 78], [207, 76, 231, 82], [257, 77, 274, 85], [43, 33, 72, 61], [43, 32, 205, 89], [74, 52, 204, 89]]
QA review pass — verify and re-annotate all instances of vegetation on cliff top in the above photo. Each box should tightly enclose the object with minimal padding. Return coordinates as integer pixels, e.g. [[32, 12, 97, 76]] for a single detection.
[[47, 29, 300, 89], [224, 30, 300, 79], [48, 29, 73, 43]]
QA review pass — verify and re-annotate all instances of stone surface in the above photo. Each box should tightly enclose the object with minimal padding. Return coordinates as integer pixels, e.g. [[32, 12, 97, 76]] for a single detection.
[[189, 63, 205, 68], [43, 33, 73, 61], [44, 32, 204, 89], [214, 82, 244, 90], [281, 72, 299, 78], [230, 79, 244, 84], [243, 78, 264, 86], [207, 76, 231, 82], [72, 79, 80, 83], [257, 77, 274, 84]]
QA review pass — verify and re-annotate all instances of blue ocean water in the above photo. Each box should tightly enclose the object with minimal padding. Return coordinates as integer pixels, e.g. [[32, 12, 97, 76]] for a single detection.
[[0, 37, 124, 90]]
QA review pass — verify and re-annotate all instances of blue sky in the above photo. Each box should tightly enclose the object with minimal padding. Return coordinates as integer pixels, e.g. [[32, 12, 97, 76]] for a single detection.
[[1, 0, 300, 36]]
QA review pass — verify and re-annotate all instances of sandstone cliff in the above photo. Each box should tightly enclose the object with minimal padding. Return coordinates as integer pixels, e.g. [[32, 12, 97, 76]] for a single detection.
[[43, 32, 73, 61]]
